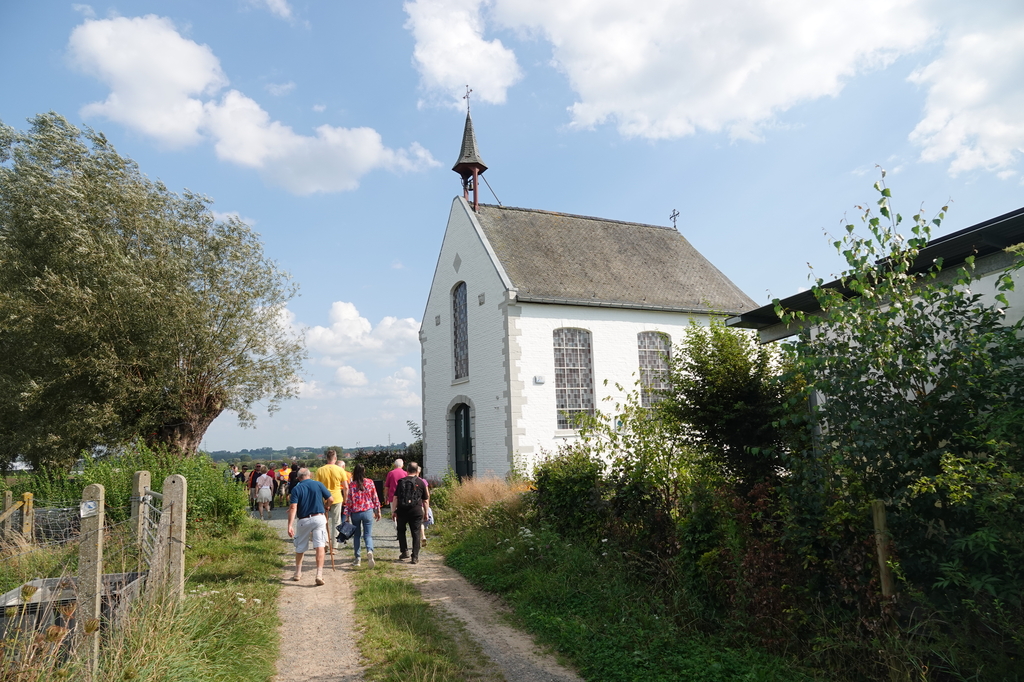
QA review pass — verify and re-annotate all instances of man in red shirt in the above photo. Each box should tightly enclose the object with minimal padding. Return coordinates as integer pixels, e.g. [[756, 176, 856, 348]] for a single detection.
[[383, 459, 407, 525]]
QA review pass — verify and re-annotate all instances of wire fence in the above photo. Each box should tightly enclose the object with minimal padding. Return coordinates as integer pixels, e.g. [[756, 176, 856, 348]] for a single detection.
[[1, 505, 81, 545], [138, 495, 164, 572], [1, 476, 188, 679]]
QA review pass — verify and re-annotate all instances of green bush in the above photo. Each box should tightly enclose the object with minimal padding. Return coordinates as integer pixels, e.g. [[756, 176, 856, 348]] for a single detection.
[[426, 468, 459, 511], [443, 494, 808, 682], [6, 442, 248, 524], [533, 445, 608, 542]]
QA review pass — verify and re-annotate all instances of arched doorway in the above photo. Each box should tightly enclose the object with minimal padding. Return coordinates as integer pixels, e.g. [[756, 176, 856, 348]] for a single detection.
[[452, 403, 473, 479]]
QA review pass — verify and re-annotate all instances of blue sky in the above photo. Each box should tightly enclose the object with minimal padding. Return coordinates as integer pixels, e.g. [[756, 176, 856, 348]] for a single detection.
[[2, 0, 1022, 451]]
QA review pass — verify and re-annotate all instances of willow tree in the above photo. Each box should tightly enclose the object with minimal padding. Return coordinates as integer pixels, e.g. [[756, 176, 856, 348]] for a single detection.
[[0, 113, 304, 469]]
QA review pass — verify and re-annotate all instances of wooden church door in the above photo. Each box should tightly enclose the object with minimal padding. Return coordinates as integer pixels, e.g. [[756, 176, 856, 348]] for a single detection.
[[453, 403, 473, 479]]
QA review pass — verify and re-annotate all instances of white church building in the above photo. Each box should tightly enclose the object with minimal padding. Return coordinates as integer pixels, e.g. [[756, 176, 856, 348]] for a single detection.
[[420, 113, 756, 478]]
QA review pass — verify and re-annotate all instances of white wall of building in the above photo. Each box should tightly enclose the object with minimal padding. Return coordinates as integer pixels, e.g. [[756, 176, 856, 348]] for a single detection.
[[421, 198, 513, 479], [508, 303, 713, 473]]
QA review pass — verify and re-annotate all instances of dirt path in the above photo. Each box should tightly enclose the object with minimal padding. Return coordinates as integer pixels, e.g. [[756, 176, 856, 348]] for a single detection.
[[377, 517, 584, 682], [265, 506, 365, 682], [265, 507, 582, 682]]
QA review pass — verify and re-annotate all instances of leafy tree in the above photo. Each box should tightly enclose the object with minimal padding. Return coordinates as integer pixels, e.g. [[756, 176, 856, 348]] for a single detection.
[[779, 178, 1024, 602], [405, 420, 423, 463], [659, 318, 799, 487], [0, 113, 304, 469]]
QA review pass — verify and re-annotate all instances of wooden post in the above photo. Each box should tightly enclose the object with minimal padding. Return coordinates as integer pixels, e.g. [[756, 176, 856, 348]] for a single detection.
[[78, 484, 104, 678], [131, 471, 151, 549], [21, 492, 33, 542], [2, 491, 11, 536], [164, 475, 187, 599], [871, 500, 896, 599]]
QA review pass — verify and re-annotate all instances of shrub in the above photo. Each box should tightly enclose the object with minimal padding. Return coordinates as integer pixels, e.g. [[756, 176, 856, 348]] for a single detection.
[[426, 468, 458, 511], [7, 442, 248, 525], [534, 445, 608, 542]]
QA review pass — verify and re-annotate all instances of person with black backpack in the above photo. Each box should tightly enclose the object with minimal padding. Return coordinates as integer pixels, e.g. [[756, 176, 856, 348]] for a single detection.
[[394, 462, 430, 564]]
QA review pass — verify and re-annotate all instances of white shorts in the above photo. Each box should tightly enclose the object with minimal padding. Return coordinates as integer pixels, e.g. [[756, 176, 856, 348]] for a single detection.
[[257, 488, 273, 503], [293, 514, 327, 554]]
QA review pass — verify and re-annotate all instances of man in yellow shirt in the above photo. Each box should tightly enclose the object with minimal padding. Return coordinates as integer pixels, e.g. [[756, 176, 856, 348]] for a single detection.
[[314, 450, 347, 553]]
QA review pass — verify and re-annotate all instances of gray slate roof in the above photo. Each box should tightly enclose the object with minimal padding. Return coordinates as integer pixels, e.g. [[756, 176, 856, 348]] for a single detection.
[[452, 112, 487, 178], [474, 204, 756, 314]]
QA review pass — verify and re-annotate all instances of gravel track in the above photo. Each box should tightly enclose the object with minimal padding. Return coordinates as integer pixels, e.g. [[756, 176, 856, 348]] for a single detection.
[[264, 506, 582, 682]]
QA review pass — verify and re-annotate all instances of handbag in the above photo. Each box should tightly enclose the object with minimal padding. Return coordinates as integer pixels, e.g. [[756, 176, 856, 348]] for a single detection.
[[336, 521, 357, 544]]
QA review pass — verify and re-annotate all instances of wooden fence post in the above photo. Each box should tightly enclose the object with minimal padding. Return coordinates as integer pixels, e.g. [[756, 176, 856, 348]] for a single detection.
[[163, 475, 187, 599], [871, 500, 896, 599], [21, 492, 33, 542], [2, 491, 11, 535], [78, 483, 104, 679], [131, 471, 151, 549]]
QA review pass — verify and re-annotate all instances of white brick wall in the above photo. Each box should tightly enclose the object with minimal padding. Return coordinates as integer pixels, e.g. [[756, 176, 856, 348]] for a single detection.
[[509, 304, 713, 473], [421, 198, 514, 479]]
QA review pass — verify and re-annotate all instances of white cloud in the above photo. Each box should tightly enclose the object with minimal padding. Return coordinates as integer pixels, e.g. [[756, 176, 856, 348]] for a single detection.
[[306, 301, 420, 365], [72, 4, 95, 18], [312, 104, 326, 112], [405, 0, 522, 106], [211, 210, 256, 226], [334, 365, 369, 387], [265, 81, 296, 96], [340, 367, 420, 407], [68, 15, 438, 194], [297, 379, 336, 399], [407, 0, 933, 139], [69, 15, 228, 147], [908, 20, 1024, 175], [252, 0, 293, 20]]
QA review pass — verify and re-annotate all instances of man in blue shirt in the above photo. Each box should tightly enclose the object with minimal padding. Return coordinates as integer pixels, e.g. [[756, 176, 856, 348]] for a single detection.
[[287, 468, 334, 586]]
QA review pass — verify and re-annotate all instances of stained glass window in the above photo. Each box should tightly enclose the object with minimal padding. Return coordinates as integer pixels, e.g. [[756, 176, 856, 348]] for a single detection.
[[638, 331, 671, 407], [453, 282, 468, 379], [553, 328, 594, 429]]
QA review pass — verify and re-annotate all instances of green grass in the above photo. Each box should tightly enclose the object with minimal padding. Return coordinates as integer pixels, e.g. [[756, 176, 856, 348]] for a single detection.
[[352, 561, 503, 682], [95, 517, 282, 681], [1, 517, 282, 682], [435, 502, 811, 682]]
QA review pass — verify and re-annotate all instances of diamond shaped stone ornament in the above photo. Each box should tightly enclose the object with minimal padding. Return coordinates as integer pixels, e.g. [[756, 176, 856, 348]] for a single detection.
[[453, 253, 462, 272]]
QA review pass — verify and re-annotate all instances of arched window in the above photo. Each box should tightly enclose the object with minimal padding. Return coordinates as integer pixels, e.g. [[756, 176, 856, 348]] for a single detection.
[[553, 328, 595, 429], [638, 332, 671, 407], [452, 282, 468, 379]]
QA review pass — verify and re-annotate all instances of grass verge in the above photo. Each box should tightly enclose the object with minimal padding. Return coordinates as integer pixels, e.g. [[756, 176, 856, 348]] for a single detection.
[[97, 517, 283, 681], [434, 495, 811, 682], [1, 516, 282, 682], [352, 560, 503, 682]]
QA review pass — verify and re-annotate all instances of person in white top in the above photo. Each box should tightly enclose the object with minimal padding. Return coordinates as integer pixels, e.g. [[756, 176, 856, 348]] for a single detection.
[[255, 466, 275, 520]]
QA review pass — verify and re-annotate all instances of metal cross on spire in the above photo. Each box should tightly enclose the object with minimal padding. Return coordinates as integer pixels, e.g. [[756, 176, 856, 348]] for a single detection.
[[669, 209, 680, 230], [464, 85, 473, 112]]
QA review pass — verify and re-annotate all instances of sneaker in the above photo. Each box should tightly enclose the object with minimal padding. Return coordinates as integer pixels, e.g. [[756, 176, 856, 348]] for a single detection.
[[367, 551, 376, 568], [353, 556, 361, 567], [398, 552, 409, 560], [315, 576, 325, 586], [410, 557, 418, 565]]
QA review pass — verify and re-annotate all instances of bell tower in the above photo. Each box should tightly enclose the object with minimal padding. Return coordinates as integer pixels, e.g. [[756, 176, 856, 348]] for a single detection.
[[452, 87, 487, 212]]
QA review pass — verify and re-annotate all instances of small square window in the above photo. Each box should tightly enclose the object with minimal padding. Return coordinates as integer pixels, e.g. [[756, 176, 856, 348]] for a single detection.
[[478, 293, 485, 305], [435, 315, 441, 326]]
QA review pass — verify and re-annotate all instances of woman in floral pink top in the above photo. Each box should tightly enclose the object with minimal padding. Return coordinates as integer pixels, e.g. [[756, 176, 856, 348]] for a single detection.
[[343, 464, 381, 567]]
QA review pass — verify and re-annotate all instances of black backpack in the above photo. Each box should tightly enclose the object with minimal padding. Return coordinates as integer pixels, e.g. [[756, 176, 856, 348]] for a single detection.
[[395, 476, 424, 511]]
